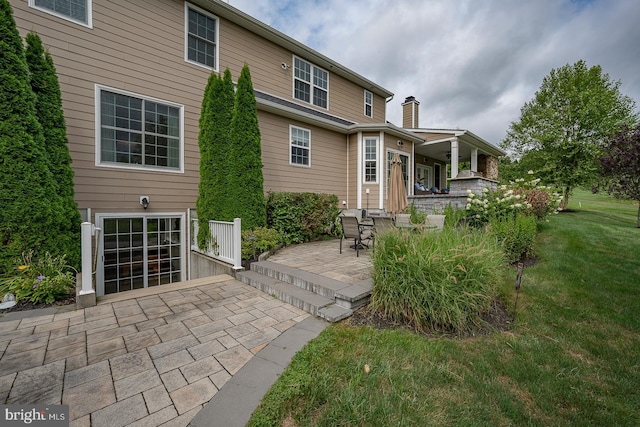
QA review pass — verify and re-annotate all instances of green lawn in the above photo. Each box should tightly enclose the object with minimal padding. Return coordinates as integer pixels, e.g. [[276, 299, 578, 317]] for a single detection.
[[249, 190, 640, 426]]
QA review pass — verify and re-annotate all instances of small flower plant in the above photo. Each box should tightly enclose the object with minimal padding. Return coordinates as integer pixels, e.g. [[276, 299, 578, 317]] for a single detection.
[[0, 251, 76, 304], [465, 171, 563, 227]]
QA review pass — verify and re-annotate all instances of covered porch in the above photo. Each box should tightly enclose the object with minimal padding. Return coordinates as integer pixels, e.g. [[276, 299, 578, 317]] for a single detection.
[[412, 128, 505, 190]]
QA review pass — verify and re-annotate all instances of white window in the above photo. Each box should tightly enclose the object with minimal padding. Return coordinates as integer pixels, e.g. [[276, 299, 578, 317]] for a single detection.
[[30, 0, 92, 27], [185, 3, 218, 70], [290, 126, 311, 166], [364, 90, 373, 118], [364, 138, 378, 183], [96, 86, 183, 172], [293, 56, 328, 109]]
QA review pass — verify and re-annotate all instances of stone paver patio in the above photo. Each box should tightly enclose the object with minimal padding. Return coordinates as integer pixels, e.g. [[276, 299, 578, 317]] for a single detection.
[[0, 275, 309, 426], [0, 239, 372, 426]]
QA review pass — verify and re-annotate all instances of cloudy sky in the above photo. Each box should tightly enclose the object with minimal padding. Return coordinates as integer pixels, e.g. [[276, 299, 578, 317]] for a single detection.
[[227, 0, 640, 146]]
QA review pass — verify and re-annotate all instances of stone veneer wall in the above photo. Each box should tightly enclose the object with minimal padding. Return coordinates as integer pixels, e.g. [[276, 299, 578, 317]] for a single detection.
[[408, 195, 468, 213], [478, 155, 499, 180]]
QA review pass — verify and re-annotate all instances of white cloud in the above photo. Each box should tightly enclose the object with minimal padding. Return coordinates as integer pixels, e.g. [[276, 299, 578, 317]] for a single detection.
[[228, 0, 640, 145]]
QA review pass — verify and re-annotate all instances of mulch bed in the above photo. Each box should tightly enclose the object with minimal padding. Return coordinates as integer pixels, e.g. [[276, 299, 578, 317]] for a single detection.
[[1, 293, 76, 313], [345, 297, 513, 339]]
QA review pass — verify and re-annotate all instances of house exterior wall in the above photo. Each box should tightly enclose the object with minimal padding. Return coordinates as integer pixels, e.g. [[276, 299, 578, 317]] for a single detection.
[[11, 0, 388, 217], [259, 111, 348, 198], [10, 0, 399, 295]]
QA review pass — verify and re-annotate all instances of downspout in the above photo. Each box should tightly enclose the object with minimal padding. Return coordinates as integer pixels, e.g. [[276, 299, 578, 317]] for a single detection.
[[385, 94, 394, 120]]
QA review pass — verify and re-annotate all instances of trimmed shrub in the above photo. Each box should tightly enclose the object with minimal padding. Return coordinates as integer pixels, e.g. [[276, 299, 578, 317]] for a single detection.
[[488, 213, 538, 264], [370, 228, 503, 334], [25, 32, 82, 270], [0, 1, 65, 273], [241, 227, 282, 260], [196, 69, 234, 248], [227, 64, 266, 230], [267, 192, 340, 244]]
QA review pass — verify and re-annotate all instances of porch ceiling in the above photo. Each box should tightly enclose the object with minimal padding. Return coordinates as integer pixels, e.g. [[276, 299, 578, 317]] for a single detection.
[[415, 131, 506, 163]]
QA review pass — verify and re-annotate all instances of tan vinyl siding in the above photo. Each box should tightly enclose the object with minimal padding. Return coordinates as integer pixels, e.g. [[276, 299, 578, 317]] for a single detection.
[[12, 0, 389, 217], [346, 134, 359, 209], [13, 0, 206, 214], [259, 112, 348, 200], [218, 14, 384, 124]]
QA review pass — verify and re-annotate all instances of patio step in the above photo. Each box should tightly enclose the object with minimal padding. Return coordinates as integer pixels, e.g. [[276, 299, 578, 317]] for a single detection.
[[236, 270, 352, 322], [249, 261, 372, 310]]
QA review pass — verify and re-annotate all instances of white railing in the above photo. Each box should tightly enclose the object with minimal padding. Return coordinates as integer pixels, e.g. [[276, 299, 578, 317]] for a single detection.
[[191, 217, 242, 270]]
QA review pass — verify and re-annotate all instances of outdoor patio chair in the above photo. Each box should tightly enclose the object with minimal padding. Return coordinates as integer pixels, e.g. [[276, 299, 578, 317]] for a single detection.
[[373, 216, 395, 235], [339, 215, 373, 257]]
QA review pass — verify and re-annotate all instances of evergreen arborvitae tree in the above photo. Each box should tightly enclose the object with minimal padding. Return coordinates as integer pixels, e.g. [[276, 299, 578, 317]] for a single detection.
[[227, 64, 266, 230], [0, 0, 65, 272], [196, 69, 235, 248], [25, 32, 82, 269]]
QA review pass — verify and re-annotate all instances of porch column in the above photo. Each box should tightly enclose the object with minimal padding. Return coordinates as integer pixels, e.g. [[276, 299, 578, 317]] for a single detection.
[[450, 139, 459, 179], [470, 148, 478, 172]]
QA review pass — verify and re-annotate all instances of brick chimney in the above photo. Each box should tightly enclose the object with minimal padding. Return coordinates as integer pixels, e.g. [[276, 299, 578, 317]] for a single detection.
[[402, 96, 420, 128]]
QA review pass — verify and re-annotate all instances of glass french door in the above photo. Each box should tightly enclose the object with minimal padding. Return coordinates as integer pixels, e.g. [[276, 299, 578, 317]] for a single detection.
[[101, 216, 182, 295]]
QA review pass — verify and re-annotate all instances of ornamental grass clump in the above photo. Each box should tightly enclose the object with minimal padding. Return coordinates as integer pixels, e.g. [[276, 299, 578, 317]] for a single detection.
[[0, 251, 76, 304], [369, 229, 503, 334]]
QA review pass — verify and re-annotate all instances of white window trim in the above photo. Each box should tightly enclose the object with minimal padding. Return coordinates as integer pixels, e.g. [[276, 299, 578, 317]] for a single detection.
[[363, 137, 378, 184], [292, 55, 329, 110], [289, 125, 311, 168], [94, 84, 185, 174], [184, 2, 219, 72], [364, 90, 373, 118], [29, 0, 93, 28], [95, 212, 186, 296]]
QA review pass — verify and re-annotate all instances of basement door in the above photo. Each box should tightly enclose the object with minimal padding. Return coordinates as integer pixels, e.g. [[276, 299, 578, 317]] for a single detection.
[[97, 215, 185, 296]]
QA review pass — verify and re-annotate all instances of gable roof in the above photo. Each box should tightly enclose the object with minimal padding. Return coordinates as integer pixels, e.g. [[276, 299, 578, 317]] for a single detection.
[[192, 0, 394, 99]]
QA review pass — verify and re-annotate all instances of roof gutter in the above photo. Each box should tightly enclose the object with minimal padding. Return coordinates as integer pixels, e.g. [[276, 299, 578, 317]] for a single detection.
[[195, 0, 394, 98]]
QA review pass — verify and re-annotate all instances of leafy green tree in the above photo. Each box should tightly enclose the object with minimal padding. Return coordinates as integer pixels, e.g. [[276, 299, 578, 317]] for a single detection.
[[227, 64, 266, 230], [599, 124, 640, 227], [502, 60, 637, 208], [0, 0, 65, 273], [196, 69, 234, 248], [25, 32, 82, 269]]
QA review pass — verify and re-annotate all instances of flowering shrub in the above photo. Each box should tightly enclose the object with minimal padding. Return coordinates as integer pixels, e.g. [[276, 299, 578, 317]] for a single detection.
[[0, 251, 76, 304], [464, 173, 562, 262], [465, 172, 562, 226]]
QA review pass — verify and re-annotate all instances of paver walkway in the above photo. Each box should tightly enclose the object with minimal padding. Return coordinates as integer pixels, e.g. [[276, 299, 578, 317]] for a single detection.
[[0, 275, 309, 426]]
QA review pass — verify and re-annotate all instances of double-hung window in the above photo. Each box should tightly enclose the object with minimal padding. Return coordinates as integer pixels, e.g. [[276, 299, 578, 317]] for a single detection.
[[364, 138, 378, 183], [185, 3, 218, 70], [290, 126, 311, 167], [30, 0, 92, 27], [364, 90, 373, 118], [97, 86, 183, 172], [294, 57, 328, 109]]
